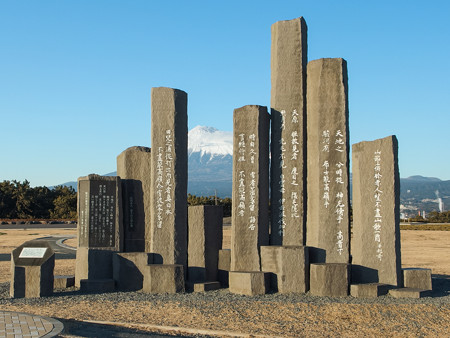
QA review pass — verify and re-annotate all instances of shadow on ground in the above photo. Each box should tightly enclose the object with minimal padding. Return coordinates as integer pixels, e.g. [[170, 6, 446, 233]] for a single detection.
[[431, 274, 450, 297]]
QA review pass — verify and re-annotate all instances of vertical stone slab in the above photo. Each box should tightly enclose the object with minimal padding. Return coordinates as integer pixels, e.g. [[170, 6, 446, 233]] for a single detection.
[[270, 17, 307, 245], [352, 135, 402, 286], [188, 205, 223, 282], [231, 105, 270, 271], [77, 174, 123, 251], [150, 87, 188, 269], [306, 58, 350, 263], [117, 146, 151, 252]]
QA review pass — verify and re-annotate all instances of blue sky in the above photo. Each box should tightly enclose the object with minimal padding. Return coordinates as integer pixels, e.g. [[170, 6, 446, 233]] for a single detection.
[[1, 1, 449, 187]]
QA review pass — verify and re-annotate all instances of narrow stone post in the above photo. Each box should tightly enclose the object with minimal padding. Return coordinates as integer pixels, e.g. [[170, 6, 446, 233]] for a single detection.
[[231, 105, 270, 272], [306, 58, 350, 264], [352, 135, 402, 286], [117, 146, 151, 252], [150, 87, 188, 269], [270, 17, 307, 245]]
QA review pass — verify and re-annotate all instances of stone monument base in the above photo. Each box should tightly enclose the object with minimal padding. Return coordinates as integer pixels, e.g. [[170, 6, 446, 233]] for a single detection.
[[229, 271, 270, 296], [75, 248, 114, 287], [187, 281, 221, 292], [350, 283, 391, 298], [142, 264, 185, 293], [309, 263, 350, 297], [113, 252, 152, 291], [389, 288, 432, 298], [80, 279, 115, 293], [402, 268, 432, 290]]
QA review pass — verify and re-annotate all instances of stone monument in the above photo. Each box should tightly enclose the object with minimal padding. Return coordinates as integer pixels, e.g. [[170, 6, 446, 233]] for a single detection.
[[306, 58, 350, 264], [117, 146, 151, 252], [230, 105, 270, 272], [270, 17, 307, 245], [351, 135, 402, 286]]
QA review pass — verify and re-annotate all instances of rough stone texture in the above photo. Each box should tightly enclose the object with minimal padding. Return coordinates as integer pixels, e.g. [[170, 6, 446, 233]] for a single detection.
[[218, 249, 231, 287], [231, 105, 270, 272], [309, 263, 350, 297], [10, 241, 55, 298], [188, 205, 223, 282], [113, 252, 153, 291], [142, 264, 185, 293], [350, 283, 391, 298], [306, 58, 350, 264], [80, 279, 115, 293], [270, 17, 307, 246], [389, 288, 432, 298], [77, 174, 123, 251], [75, 247, 114, 287], [402, 268, 432, 290], [260, 245, 309, 293], [54, 275, 75, 289], [229, 271, 270, 296], [117, 146, 151, 252], [352, 136, 402, 286], [150, 87, 188, 270], [187, 281, 221, 292]]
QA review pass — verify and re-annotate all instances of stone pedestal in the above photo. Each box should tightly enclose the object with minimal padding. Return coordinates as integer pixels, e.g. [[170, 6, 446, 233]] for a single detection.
[[142, 264, 185, 293], [270, 17, 307, 246], [113, 252, 153, 291], [54, 275, 75, 289], [77, 174, 123, 251], [231, 105, 270, 272], [75, 248, 114, 287], [350, 283, 391, 298], [306, 58, 350, 264], [187, 281, 221, 292], [260, 245, 309, 293], [10, 241, 55, 298], [309, 263, 350, 297], [352, 136, 402, 286], [229, 271, 270, 296], [188, 205, 223, 283], [389, 288, 431, 298], [150, 87, 188, 269], [218, 249, 231, 287], [117, 146, 152, 252], [402, 268, 432, 290]]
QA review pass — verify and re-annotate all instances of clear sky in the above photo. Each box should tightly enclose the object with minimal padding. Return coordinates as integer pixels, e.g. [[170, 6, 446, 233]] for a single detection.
[[1, 1, 449, 187]]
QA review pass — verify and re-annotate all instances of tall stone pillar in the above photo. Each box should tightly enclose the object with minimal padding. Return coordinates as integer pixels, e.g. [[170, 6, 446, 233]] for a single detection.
[[270, 17, 307, 245], [117, 146, 151, 252], [231, 105, 270, 271], [352, 135, 402, 286], [150, 87, 188, 269], [306, 58, 350, 264]]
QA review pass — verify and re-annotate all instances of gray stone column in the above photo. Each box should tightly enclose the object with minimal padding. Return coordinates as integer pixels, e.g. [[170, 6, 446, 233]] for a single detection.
[[306, 58, 350, 264], [231, 105, 270, 271], [150, 87, 188, 269], [117, 146, 151, 252], [352, 135, 402, 286], [270, 17, 307, 245]]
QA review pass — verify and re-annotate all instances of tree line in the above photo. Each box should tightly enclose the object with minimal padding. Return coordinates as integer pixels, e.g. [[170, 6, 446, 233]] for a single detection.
[[0, 180, 77, 219], [409, 210, 450, 223]]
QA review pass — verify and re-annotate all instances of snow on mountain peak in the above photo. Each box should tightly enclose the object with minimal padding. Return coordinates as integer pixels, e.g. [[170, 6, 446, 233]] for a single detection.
[[188, 125, 233, 158]]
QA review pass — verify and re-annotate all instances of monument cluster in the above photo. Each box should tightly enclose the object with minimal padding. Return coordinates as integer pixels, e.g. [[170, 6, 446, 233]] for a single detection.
[[10, 17, 433, 299]]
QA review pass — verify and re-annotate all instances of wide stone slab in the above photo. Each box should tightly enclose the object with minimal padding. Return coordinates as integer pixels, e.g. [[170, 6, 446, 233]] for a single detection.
[[229, 271, 270, 296], [352, 135, 402, 286], [389, 288, 432, 298], [150, 87, 188, 269], [142, 264, 185, 293], [270, 17, 307, 246], [306, 58, 350, 264], [309, 263, 350, 297], [402, 268, 432, 290], [117, 146, 151, 252], [80, 279, 115, 293], [231, 105, 270, 272], [186, 281, 221, 292], [350, 283, 391, 298]]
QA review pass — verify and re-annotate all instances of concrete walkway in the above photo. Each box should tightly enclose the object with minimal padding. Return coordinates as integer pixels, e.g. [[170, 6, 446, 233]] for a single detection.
[[0, 311, 63, 338]]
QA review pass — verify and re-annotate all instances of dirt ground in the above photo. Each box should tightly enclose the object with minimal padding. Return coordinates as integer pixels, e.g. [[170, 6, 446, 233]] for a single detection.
[[0, 228, 449, 337]]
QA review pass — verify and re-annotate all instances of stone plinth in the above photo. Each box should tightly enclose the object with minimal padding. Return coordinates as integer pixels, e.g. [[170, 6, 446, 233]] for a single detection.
[[350, 283, 391, 298], [309, 263, 350, 297], [54, 275, 75, 289], [188, 205, 223, 283], [75, 247, 114, 287], [306, 58, 350, 264], [260, 246, 309, 293], [150, 87, 188, 269], [270, 17, 307, 246], [231, 105, 270, 272], [113, 252, 153, 291], [229, 271, 270, 296], [77, 174, 123, 251], [80, 279, 115, 293], [142, 264, 185, 293], [218, 249, 231, 287], [389, 288, 431, 298], [187, 281, 221, 292], [10, 241, 55, 298], [352, 136, 402, 286], [402, 268, 432, 290], [117, 146, 152, 252]]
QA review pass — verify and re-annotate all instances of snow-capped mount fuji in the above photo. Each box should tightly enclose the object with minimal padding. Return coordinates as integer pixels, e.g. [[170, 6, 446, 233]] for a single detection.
[[188, 126, 233, 197]]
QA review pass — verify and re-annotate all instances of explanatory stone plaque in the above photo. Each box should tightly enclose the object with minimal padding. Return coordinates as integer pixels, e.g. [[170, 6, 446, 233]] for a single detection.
[[19, 248, 47, 258]]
